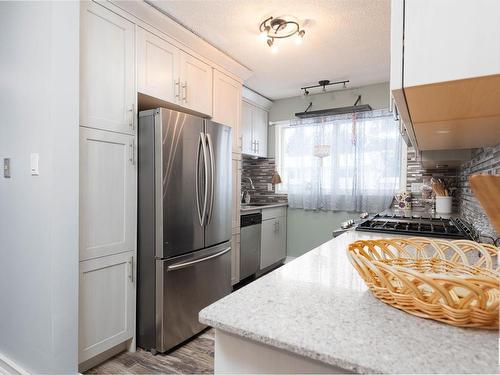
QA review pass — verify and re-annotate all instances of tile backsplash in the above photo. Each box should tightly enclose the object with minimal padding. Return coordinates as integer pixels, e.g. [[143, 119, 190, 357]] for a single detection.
[[457, 144, 499, 240], [402, 144, 499, 240], [242, 156, 288, 204]]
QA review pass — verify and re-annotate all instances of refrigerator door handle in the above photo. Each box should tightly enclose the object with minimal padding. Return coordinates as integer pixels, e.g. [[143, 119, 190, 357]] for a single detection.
[[206, 133, 215, 225], [196, 132, 209, 227], [167, 247, 231, 271]]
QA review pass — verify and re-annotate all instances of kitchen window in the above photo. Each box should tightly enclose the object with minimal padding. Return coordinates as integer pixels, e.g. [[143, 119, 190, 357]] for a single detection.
[[274, 110, 403, 213]]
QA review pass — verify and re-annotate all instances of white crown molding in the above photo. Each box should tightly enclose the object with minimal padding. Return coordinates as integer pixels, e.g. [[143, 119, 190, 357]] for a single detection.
[[242, 86, 273, 111], [102, 0, 253, 83]]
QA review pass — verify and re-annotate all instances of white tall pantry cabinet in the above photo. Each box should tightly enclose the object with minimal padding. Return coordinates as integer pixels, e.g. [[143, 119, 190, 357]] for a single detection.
[[79, 0, 250, 368], [79, 1, 137, 369]]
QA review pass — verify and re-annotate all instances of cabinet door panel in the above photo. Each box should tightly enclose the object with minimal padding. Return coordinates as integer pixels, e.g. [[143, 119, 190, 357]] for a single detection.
[[80, 128, 136, 261], [241, 101, 254, 155], [180, 52, 213, 116], [260, 216, 286, 270], [231, 157, 241, 229], [80, 2, 135, 134], [213, 70, 242, 154], [137, 27, 179, 103], [253, 106, 268, 158], [79, 252, 135, 363]]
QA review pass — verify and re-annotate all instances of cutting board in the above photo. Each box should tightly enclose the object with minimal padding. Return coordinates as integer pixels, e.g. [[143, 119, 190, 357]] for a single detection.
[[469, 174, 500, 234]]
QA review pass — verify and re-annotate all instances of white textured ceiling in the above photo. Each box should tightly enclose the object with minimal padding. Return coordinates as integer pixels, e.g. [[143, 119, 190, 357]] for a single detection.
[[149, 0, 390, 100]]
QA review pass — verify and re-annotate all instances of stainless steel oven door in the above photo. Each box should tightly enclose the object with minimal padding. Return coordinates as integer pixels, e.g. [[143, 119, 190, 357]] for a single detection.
[[155, 241, 231, 352]]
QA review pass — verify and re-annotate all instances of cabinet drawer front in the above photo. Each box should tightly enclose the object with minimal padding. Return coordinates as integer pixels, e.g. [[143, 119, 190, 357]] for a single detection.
[[80, 128, 136, 261], [262, 207, 287, 220], [79, 252, 135, 363]]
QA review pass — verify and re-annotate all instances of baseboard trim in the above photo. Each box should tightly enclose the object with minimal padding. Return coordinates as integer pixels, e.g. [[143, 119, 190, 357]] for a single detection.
[[0, 352, 29, 375]]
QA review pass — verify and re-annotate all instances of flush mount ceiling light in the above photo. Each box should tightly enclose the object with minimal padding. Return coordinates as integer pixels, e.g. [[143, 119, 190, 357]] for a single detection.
[[259, 16, 306, 52]]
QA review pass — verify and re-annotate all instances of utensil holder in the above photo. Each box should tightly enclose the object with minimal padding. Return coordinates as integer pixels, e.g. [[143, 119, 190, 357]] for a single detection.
[[435, 196, 452, 213]]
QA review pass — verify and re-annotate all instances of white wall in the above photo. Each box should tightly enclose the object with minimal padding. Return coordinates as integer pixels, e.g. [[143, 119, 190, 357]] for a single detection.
[[0, 2, 79, 373], [268, 82, 390, 257]]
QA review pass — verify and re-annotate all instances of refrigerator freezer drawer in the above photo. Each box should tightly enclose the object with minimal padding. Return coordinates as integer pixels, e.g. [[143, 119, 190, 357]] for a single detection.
[[155, 242, 231, 352]]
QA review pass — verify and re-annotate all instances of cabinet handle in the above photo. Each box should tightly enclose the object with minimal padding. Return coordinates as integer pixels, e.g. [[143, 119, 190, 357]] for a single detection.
[[128, 256, 134, 283], [182, 81, 187, 103], [256, 140, 259, 154], [129, 139, 135, 166], [175, 78, 181, 100], [128, 104, 135, 130]]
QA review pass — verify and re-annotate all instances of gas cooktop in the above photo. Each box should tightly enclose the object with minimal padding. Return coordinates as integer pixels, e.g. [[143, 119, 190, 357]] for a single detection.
[[355, 213, 479, 241]]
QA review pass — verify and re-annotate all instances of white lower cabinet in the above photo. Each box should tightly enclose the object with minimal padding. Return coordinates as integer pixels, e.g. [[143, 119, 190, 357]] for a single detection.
[[260, 212, 287, 270], [79, 251, 135, 363], [231, 228, 241, 285]]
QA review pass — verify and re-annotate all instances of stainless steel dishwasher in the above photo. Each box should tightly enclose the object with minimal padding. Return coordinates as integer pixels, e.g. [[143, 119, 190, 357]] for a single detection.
[[240, 212, 262, 280]]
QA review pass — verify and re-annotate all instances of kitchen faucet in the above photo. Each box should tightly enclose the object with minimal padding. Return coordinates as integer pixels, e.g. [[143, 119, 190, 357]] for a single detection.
[[241, 177, 255, 203]]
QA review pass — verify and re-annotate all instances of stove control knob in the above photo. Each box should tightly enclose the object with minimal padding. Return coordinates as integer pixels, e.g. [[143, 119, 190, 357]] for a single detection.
[[360, 212, 369, 219]]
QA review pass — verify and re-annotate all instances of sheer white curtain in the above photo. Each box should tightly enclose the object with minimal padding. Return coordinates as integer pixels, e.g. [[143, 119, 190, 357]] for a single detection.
[[276, 110, 402, 213]]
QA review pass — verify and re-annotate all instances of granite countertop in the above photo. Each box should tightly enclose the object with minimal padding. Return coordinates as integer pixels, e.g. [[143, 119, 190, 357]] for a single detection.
[[199, 230, 498, 374], [240, 202, 288, 212]]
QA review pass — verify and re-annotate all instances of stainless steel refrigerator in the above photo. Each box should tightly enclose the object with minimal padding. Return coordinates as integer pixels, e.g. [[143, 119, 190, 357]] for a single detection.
[[137, 108, 232, 354]]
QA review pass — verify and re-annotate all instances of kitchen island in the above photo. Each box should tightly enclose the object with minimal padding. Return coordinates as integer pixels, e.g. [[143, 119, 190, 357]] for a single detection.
[[199, 231, 498, 374]]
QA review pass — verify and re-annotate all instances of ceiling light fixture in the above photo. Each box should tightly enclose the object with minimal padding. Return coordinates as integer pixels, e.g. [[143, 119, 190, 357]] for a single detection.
[[259, 16, 306, 51], [300, 80, 350, 95]]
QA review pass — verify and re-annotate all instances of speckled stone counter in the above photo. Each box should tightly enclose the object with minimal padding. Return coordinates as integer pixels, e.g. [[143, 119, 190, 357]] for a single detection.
[[200, 231, 499, 374]]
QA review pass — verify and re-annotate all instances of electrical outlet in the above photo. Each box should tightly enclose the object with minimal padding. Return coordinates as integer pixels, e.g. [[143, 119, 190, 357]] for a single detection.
[[267, 183, 273, 191]]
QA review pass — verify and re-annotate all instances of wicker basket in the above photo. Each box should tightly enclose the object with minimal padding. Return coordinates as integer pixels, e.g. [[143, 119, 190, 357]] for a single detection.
[[347, 237, 499, 329]]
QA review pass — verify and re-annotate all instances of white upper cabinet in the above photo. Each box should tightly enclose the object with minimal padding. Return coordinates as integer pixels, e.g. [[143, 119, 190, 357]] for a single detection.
[[403, 0, 500, 87], [79, 127, 136, 261], [213, 70, 242, 154], [241, 101, 268, 158], [241, 101, 254, 155], [80, 2, 135, 134], [137, 27, 180, 104], [252, 106, 268, 157], [180, 51, 213, 116]]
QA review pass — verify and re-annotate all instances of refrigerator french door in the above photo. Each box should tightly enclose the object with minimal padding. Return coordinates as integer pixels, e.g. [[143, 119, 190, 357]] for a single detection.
[[137, 108, 232, 353]]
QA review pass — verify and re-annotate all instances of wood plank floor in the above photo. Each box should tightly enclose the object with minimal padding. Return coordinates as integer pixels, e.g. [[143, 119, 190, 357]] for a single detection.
[[86, 329, 214, 374]]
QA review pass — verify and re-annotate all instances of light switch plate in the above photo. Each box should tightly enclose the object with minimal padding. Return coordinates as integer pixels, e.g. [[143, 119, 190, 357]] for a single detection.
[[3, 158, 11, 178], [267, 183, 273, 191], [30, 153, 39, 176]]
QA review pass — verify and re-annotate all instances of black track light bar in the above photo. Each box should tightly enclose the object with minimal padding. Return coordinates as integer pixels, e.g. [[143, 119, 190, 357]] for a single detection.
[[301, 79, 349, 95]]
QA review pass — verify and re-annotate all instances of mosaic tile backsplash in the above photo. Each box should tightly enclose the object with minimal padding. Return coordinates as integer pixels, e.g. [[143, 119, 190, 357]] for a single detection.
[[402, 144, 499, 240], [457, 144, 500, 240], [242, 156, 288, 204]]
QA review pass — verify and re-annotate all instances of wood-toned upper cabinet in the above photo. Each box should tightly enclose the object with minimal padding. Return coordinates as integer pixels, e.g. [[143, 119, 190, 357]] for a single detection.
[[137, 27, 180, 104], [80, 1, 135, 134], [213, 70, 242, 154], [79, 127, 136, 261], [180, 51, 213, 116]]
